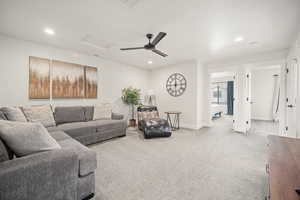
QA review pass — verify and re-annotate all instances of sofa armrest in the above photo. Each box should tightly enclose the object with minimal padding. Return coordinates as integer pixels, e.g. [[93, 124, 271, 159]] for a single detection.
[[112, 112, 124, 120], [0, 149, 78, 200]]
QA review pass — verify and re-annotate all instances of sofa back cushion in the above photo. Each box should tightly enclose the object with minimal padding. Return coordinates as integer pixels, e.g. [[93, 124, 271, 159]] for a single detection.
[[0, 107, 27, 122], [0, 111, 7, 120], [22, 105, 56, 127], [84, 106, 94, 121], [54, 106, 85, 125]]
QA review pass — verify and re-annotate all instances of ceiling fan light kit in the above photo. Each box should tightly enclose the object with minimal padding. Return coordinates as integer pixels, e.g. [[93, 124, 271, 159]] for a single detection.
[[120, 32, 168, 57]]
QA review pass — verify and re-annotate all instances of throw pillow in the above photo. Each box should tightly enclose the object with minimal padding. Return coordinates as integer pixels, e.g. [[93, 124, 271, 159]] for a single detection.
[[138, 111, 159, 121], [0, 111, 7, 120], [93, 103, 112, 120], [0, 107, 27, 122], [0, 139, 13, 163], [0, 120, 61, 157], [22, 105, 56, 127]]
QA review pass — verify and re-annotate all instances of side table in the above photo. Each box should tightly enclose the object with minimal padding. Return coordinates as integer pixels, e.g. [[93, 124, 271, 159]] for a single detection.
[[165, 111, 181, 131]]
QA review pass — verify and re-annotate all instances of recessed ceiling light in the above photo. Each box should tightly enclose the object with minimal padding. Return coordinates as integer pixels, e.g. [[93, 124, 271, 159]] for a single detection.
[[147, 61, 153, 64], [249, 41, 259, 46], [44, 28, 55, 35], [234, 37, 244, 43]]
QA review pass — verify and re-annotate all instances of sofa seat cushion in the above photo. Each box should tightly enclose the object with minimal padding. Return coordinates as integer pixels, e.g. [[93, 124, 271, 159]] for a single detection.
[[58, 138, 97, 177], [47, 120, 127, 139], [47, 122, 97, 138], [94, 119, 127, 133], [50, 131, 71, 141]]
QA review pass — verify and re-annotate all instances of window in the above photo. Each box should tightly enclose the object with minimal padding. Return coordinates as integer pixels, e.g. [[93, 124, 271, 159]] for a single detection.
[[211, 82, 227, 104]]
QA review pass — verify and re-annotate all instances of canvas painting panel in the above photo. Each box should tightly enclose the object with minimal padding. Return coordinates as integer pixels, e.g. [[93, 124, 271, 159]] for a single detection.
[[85, 66, 98, 98], [52, 60, 85, 98], [29, 56, 50, 99]]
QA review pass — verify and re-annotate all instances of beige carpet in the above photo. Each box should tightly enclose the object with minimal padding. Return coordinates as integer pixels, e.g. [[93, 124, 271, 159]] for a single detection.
[[90, 117, 269, 200]]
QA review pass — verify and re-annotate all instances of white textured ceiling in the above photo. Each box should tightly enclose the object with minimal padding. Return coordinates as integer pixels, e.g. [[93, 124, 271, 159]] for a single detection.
[[0, 0, 299, 69]]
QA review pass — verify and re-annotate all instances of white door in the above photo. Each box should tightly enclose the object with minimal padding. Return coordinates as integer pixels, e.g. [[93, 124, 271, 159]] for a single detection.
[[285, 59, 298, 137], [233, 70, 251, 133]]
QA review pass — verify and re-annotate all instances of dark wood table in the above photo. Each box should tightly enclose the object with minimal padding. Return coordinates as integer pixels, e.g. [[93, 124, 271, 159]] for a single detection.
[[165, 111, 181, 131], [267, 135, 300, 200]]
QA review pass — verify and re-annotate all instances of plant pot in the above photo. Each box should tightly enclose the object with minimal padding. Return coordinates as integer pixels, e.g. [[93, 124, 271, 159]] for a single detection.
[[129, 119, 136, 127]]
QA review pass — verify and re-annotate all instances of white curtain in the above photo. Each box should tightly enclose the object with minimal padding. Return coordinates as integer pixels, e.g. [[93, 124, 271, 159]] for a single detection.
[[272, 74, 280, 122]]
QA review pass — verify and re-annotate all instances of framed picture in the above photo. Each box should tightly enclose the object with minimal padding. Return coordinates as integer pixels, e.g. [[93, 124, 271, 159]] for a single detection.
[[85, 66, 98, 98], [52, 60, 85, 98], [29, 56, 50, 99]]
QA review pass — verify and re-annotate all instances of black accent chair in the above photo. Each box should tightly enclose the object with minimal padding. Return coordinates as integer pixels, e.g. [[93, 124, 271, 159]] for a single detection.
[[137, 106, 172, 139]]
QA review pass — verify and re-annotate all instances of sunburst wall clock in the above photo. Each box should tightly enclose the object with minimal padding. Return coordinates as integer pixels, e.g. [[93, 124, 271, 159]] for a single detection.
[[166, 73, 187, 97]]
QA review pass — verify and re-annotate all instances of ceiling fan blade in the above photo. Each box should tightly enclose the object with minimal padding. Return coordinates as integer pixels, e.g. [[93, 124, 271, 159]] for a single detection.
[[151, 32, 167, 46], [152, 49, 168, 57], [120, 47, 145, 50]]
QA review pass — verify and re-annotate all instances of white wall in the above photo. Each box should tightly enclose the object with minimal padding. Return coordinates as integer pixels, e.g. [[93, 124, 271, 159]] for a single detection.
[[251, 68, 280, 121], [197, 61, 211, 128], [0, 35, 149, 117], [150, 61, 208, 129]]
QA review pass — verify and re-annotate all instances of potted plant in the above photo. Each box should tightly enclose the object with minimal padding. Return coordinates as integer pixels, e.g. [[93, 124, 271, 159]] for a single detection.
[[121, 87, 141, 127]]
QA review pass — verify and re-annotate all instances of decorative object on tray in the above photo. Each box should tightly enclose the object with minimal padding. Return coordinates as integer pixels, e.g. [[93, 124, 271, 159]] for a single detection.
[[166, 73, 187, 97], [121, 87, 141, 127], [165, 111, 181, 130]]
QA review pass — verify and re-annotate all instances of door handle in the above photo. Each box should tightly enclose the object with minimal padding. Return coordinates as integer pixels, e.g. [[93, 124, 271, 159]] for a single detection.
[[287, 104, 294, 108]]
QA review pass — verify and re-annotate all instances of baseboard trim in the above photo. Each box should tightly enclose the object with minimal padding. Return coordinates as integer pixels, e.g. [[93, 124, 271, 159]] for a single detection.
[[181, 123, 201, 130], [251, 118, 273, 121]]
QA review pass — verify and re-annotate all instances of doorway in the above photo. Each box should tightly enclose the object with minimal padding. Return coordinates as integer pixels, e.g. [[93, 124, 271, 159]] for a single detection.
[[209, 72, 235, 127], [250, 66, 281, 135]]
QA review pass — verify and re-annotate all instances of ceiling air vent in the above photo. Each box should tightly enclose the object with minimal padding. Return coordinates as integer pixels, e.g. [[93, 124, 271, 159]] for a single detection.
[[119, 0, 142, 7]]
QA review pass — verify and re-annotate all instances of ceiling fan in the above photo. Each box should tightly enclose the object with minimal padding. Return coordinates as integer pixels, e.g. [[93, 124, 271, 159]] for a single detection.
[[120, 32, 168, 57]]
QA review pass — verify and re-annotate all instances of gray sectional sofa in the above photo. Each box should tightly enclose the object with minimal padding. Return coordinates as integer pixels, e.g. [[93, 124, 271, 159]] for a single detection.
[[49, 106, 127, 145], [0, 105, 127, 200]]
